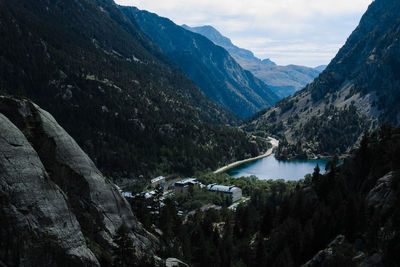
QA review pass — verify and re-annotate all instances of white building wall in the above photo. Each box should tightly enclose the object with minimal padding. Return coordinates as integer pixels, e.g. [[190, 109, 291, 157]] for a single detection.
[[231, 188, 242, 202]]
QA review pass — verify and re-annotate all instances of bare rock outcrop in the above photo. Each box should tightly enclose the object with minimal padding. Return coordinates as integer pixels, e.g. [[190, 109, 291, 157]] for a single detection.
[[0, 113, 99, 266], [303, 235, 346, 266], [366, 172, 397, 217], [0, 96, 157, 265]]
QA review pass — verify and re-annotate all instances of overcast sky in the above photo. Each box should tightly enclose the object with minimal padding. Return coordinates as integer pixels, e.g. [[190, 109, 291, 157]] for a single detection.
[[115, 0, 372, 67]]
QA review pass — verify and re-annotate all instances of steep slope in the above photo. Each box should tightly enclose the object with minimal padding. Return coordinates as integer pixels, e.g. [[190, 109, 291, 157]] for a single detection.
[[121, 7, 278, 118], [314, 65, 327, 72], [0, 0, 268, 179], [183, 25, 321, 98], [246, 0, 400, 160], [0, 96, 156, 266]]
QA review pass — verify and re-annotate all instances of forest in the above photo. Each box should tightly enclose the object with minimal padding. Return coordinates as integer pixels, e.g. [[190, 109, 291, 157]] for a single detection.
[[117, 125, 400, 267], [0, 0, 270, 180], [275, 104, 369, 160]]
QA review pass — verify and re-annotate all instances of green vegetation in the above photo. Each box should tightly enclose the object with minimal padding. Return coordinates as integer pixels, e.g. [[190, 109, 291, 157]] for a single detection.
[[174, 187, 232, 212], [245, 0, 400, 162], [196, 172, 298, 197], [274, 104, 369, 160], [112, 226, 155, 267], [122, 7, 278, 118], [0, 0, 269, 180], [129, 125, 400, 266]]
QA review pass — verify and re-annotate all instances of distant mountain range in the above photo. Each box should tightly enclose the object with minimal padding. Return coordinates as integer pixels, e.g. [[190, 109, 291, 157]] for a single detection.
[[121, 7, 279, 118], [246, 0, 400, 160], [183, 25, 322, 98]]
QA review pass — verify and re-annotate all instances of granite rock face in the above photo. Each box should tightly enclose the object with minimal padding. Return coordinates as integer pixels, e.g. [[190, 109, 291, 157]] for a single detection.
[[367, 172, 397, 218], [303, 235, 346, 266], [0, 113, 99, 266], [0, 97, 156, 265]]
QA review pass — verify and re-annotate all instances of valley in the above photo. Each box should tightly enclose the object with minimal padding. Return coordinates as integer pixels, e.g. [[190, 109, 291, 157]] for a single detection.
[[183, 25, 322, 98], [121, 7, 279, 118], [1, 0, 400, 266]]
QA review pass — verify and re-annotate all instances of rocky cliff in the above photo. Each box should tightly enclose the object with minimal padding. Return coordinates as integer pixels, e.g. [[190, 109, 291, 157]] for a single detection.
[[0, 96, 156, 266]]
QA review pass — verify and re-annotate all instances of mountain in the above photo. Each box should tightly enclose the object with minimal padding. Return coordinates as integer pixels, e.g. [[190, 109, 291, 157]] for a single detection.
[[120, 7, 279, 118], [314, 65, 327, 72], [246, 0, 400, 160], [0, 0, 270, 180], [183, 25, 322, 98], [0, 96, 156, 266]]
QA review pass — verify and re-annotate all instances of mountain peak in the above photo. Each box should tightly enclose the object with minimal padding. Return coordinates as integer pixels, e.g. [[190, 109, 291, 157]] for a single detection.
[[262, 58, 277, 66], [182, 24, 235, 49]]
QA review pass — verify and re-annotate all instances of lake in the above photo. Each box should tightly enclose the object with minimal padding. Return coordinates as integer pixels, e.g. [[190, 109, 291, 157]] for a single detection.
[[226, 154, 330, 181]]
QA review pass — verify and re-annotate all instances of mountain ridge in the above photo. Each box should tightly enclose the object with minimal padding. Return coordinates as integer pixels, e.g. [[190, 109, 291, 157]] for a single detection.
[[0, 0, 269, 180], [246, 0, 400, 160], [122, 7, 279, 118], [183, 24, 322, 98]]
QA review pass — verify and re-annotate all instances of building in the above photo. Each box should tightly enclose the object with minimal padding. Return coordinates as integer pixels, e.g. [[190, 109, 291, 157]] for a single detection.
[[207, 184, 242, 203], [173, 178, 203, 194], [150, 176, 166, 188]]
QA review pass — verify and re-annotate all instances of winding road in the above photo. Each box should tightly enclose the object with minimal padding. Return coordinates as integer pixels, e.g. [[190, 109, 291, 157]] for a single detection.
[[214, 137, 279, 174]]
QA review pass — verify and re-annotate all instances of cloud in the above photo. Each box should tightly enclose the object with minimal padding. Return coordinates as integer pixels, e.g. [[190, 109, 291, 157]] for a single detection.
[[115, 0, 372, 66], [116, 0, 370, 17]]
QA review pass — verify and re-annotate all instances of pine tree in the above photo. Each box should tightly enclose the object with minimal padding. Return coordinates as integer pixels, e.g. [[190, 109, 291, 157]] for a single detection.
[[112, 225, 135, 267], [312, 164, 321, 184], [325, 155, 339, 174]]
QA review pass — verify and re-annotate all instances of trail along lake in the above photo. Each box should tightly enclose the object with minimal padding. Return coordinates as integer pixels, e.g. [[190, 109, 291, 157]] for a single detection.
[[226, 154, 330, 181]]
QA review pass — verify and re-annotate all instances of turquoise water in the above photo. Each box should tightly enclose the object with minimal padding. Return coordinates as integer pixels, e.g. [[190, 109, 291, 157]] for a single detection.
[[226, 154, 330, 181]]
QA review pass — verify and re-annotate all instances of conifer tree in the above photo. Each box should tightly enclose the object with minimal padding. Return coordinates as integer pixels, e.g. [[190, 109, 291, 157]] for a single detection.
[[112, 225, 135, 267]]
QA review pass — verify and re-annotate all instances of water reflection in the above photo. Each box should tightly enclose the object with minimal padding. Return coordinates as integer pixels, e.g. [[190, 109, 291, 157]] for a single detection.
[[227, 154, 330, 181]]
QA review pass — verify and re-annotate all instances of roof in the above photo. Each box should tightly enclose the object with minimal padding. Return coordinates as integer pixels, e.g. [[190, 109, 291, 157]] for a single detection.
[[151, 176, 165, 184], [175, 178, 198, 185], [207, 184, 241, 193], [122, 192, 134, 198]]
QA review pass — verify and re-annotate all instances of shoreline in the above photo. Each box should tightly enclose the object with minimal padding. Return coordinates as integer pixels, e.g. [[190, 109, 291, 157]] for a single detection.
[[214, 137, 279, 174]]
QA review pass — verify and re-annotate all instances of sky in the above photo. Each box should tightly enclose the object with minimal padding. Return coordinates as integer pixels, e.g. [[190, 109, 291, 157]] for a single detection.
[[115, 0, 373, 67]]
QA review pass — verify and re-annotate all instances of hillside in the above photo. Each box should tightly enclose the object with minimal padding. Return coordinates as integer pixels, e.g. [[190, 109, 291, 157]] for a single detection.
[[183, 25, 322, 98], [246, 0, 400, 160], [0, 0, 269, 180], [121, 7, 279, 118], [314, 65, 327, 72]]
